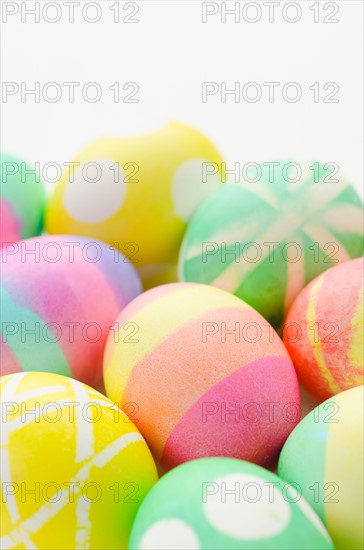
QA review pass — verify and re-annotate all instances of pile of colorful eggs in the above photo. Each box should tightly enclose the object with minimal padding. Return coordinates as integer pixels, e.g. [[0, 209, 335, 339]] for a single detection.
[[1, 125, 363, 550]]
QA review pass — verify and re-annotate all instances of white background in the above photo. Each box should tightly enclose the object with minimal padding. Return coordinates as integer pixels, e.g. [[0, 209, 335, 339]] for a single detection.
[[1, 0, 363, 195]]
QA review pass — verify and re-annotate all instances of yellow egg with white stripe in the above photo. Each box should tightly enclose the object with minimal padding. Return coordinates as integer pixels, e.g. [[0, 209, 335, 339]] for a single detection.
[[0, 372, 158, 550]]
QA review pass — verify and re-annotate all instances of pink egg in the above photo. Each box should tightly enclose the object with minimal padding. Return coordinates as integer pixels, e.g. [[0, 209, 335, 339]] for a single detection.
[[284, 258, 363, 401], [1, 235, 142, 386]]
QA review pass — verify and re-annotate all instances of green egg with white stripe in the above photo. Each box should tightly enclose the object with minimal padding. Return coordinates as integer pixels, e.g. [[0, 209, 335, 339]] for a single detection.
[[179, 160, 364, 329]]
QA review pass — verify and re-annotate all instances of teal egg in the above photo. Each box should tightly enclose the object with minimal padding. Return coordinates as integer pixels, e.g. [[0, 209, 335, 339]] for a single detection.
[[278, 387, 364, 549], [179, 160, 364, 329], [0, 152, 46, 246], [129, 457, 333, 549]]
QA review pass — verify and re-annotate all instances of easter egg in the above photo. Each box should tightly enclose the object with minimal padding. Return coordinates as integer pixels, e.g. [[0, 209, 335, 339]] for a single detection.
[[130, 457, 333, 550], [1, 153, 46, 246], [0, 235, 141, 386], [179, 161, 364, 329], [45, 122, 223, 288], [283, 258, 364, 402], [0, 372, 158, 549], [278, 386, 364, 550], [103, 283, 300, 472]]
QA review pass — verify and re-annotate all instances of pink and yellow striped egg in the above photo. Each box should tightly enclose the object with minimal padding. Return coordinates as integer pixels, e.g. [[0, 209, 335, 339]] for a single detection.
[[284, 258, 363, 402], [103, 283, 300, 473]]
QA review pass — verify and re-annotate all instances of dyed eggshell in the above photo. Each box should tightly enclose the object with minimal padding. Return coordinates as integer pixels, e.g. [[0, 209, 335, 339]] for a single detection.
[[284, 258, 364, 402], [179, 161, 364, 329], [103, 283, 300, 472], [1, 153, 46, 246], [278, 386, 364, 550], [45, 122, 223, 288], [130, 457, 333, 550], [0, 236, 141, 386], [0, 372, 158, 550]]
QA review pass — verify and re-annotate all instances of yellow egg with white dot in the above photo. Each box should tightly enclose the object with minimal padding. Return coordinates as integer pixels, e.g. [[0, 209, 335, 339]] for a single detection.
[[0, 372, 158, 550], [45, 122, 224, 288]]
